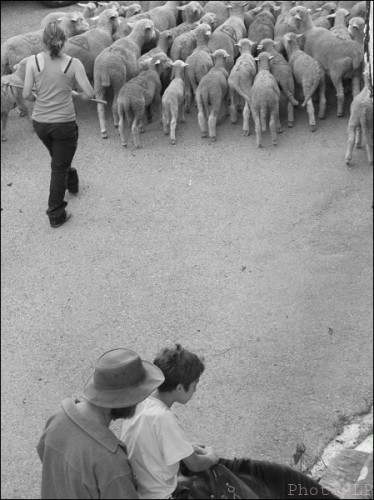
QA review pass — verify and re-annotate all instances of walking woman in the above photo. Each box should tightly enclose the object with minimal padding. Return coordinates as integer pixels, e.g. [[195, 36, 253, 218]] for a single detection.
[[23, 22, 94, 228]]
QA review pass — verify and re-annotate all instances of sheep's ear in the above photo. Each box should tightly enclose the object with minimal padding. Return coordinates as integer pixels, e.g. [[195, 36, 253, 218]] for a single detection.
[[77, 3, 87, 6], [307, 8, 312, 13], [57, 16, 64, 21], [154, 59, 161, 66], [269, 55, 274, 60], [294, 13, 302, 20], [177, 5, 186, 10], [91, 14, 100, 20], [284, 35, 290, 42], [249, 39, 256, 46], [252, 6, 261, 13], [326, 13, 335, 18], [183, 62, 188, 67], [274, 5, 281, 11], [296, 33, 303, 39], [315, 7, 321, 11], [127, 22, 135, 29], [235, 42, 241, 47], [257, 44, 263, 51], [274, 41, 279, 46], [344, 11, 350, 17], [254, 56, 259, 61]]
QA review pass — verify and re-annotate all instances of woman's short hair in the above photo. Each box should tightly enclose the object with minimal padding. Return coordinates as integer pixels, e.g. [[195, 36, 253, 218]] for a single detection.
[[43, 22, 66, 58], [153, 344, 205, 392]]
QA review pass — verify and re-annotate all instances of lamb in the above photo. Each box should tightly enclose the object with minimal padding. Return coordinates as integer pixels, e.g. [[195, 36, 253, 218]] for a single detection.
[[247, 1, 278, 53], [327, 8, 351, 40], [207, 1, 248, 72], [160, 1, 204, 46], [137, 29, 174, 68], [198, 12, 218, 31], [161, 60, 188, 144], [202, 1, 229, 28], [249, 51, 281, 148], [288, 5, 364, 117], [274, 1, 299, 54], [257, 38, 298, 128], [184, 23, 213, 113], [119, 3, 143, 17], [41, 10, 91, 29], [350, 1, 366, 19], [311, 2, 337, 29], [94, 18, 156, 138], [170, 25, 199, 61], [117, 52, 173, 148], [227, 38, 257, 135], [196, 48, 230, 142], [148, 1, 182, 32], [345, 70, 373, 166], [283, 32, 326, 131], [348, 17, 365, 45], [63, 8, 120, 80], [1, 58, 31, 141], [1, 14, 90, 76]]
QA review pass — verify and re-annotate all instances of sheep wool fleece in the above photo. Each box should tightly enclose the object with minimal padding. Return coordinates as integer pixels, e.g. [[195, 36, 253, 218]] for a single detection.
[[37, 399, 139, 499]]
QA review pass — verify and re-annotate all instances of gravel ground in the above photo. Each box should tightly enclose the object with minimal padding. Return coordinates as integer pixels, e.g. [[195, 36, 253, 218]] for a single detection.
[[1, 2, 373, 498]]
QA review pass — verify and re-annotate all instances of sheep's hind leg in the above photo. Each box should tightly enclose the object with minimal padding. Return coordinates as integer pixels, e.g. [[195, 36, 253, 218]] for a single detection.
[[229, 88, 238, 124], [363, 125, 373, 165], [169, 108, 177, 145], [118, 114, 127, 147], [132, 113, 143, 149], [208, 112, 218, 142], [355, 125, 362, 149], [253, 112, 262, 148], [1, 113, 8, 141], [306, 99, 316, 132], [318, 77, 326, 119], [345, 124, 356, 165], [112, 92, 120, 129], [197, 102, 208, 138], [287, 101, 294, 128], [243, 102, 250, 136], [269, 111, 278, 146], [96, 90, 108, 138]]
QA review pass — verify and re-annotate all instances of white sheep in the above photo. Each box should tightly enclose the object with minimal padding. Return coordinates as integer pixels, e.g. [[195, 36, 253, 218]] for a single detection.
[[148, 1, 182, 31], [327, 8, 351, 41], [283, 32, 326, 132], [350, 1, 366, 19], [274, 1, 299, 54], [348, 17, 365, 45], [41, 10, 90, 29], [228, 38, 257, 136], [162, 60, 188, 144], [288, 5, 364, 117], [257, 37, 298, 128], [1, 58, 32, 141], [94, 18, 156, 138], [345, 71, 373, 166], [196, 48, 230, 142], [202, 1, 229, 28], [247, 1, 278, 53], [185, 23, 213, 113], [117, 52, 173, 148], [208, 1, 248, 72], [1, 14, 90, 76], [63, 8, 120, 81], [249, 51, 281, 148], [311, 2, 337, 30]]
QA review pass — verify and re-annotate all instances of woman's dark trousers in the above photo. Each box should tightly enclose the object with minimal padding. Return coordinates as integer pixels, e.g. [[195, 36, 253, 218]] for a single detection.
[[33, 120, 79, 223]]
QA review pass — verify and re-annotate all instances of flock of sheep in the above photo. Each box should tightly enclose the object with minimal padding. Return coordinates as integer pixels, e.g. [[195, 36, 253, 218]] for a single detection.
[[1, 0, 373, 166]]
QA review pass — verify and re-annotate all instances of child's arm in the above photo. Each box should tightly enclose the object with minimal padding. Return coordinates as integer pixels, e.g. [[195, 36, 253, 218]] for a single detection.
[[182, 446, 219, 472]]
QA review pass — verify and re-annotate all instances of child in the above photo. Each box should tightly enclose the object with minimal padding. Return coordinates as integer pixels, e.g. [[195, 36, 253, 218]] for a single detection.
[[121, 344, 219, 499]]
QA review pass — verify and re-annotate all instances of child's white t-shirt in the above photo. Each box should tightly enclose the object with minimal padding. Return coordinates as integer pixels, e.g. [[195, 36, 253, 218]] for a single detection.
[[121, 396, 194, 499]]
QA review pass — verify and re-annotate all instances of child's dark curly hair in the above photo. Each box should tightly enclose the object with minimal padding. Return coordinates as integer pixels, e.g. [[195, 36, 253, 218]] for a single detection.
[[153, 344, 205, 392]]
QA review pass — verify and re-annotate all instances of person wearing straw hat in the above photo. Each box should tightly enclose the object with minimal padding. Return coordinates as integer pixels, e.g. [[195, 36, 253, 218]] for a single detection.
[[37, 348, 165, 499], [22, 22, 95, 228]]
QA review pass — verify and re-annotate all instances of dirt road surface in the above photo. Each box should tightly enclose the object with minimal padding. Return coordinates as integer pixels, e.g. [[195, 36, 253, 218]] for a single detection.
[[1, 2, 373, 498]]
